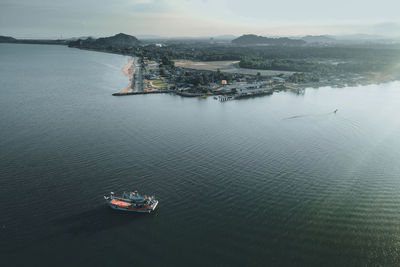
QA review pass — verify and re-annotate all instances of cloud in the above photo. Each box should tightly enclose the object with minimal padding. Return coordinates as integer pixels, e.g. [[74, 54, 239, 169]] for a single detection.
[[1, 0, 400, 38], [127, 0, 171, 13]]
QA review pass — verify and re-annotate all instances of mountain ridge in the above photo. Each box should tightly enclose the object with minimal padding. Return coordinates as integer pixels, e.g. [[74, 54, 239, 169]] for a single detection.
[[232, 34, 306, 46], [68, 33, 141, 49]]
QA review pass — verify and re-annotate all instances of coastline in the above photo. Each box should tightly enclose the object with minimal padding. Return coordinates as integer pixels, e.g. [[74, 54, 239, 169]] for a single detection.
[[119, 58, 134, 94], [8, 43, 398, 96]]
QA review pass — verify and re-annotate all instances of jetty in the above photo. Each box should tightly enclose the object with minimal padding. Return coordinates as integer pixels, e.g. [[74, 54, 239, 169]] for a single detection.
[[112, 90, 172, 96], [175, 91, 204, 97]]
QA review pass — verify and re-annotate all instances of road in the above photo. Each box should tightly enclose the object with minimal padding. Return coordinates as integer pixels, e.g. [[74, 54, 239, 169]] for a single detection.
[[132, 57, 143, 92]]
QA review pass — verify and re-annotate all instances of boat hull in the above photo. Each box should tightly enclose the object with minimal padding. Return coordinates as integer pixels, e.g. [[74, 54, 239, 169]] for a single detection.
[[107, 200, 158, 213]]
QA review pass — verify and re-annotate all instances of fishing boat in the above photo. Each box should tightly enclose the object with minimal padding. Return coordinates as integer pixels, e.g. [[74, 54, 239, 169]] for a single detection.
[[104, 190, 158, 213]]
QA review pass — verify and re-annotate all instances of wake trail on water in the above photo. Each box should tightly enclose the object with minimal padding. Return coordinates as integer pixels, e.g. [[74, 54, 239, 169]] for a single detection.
[[282, 112, 335, 120]]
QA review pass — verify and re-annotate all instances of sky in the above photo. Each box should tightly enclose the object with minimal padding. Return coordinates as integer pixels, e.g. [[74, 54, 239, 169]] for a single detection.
[[1, 0, 400, 38]]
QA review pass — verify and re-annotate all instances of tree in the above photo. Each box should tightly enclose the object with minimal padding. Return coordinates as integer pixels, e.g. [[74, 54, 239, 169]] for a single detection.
[[161, 56, 174, 67], [160, 67, 167, 77]]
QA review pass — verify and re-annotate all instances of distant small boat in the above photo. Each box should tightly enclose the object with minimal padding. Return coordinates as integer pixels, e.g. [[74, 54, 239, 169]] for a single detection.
[[104, 190, 158, 213], [334, 109, 338, 113]]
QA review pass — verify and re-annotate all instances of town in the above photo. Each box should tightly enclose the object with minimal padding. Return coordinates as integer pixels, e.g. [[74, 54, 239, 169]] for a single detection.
[[3, 32, 399, 100], [112, 55, 301, 100], [64, 33, 399, 100]]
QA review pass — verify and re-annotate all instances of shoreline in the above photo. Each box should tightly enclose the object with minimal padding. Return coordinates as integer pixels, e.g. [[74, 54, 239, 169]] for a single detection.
[[14, 43, 397, 96], [67, 46, 399, 92], [119, 58, 134, 94]]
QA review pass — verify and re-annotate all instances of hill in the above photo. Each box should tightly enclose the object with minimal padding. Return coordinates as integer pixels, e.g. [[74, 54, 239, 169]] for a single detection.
[[0, 36, 17, 43], [68, 33, 141, 49], [232, 34, 306, 46]]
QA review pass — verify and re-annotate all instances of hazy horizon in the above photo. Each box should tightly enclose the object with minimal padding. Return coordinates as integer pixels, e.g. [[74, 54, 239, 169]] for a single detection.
[[1, 0, 400, 38]]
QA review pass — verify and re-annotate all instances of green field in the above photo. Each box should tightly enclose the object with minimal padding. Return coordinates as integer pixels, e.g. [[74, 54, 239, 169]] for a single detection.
[[151, 79, 167, 87]]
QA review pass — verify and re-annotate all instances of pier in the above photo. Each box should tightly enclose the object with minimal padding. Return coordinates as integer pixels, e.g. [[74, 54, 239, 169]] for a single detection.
[[112, 90, 172, 96]]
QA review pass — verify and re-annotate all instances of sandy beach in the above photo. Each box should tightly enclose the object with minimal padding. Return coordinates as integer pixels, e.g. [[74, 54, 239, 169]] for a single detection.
[[119, 58, 134, 93]]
